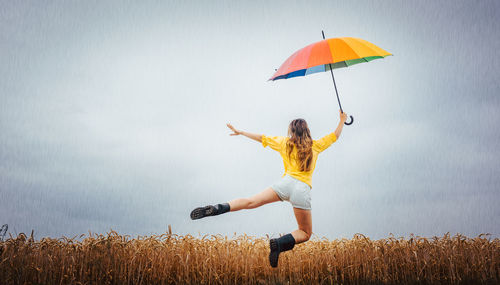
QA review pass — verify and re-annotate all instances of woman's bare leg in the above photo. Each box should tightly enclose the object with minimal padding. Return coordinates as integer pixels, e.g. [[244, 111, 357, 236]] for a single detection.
[[228, 187, 281, 211], [268, 206, 309, 267], [291, 207, 312, 244]]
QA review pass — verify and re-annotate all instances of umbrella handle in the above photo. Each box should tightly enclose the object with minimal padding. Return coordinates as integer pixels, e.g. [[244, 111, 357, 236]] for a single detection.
[[344, 115, 354, 125]]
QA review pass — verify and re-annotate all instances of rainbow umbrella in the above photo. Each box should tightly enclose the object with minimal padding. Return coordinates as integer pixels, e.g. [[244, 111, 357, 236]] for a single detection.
[[269, 31, 392, 125]]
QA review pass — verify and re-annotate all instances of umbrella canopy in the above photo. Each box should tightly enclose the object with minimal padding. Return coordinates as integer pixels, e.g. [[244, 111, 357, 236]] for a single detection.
[[269, 37, 392, 81]]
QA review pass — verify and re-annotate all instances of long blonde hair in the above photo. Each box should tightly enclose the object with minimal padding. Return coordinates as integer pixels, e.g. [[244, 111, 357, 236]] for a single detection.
[[286, 118, 313, 172]]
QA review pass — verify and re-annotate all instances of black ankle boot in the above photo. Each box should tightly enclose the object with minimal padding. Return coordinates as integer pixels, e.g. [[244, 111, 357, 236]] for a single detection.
[[269, 233, 296, 267], [190, 203, 231, 220], [213, 203, 230, 215]]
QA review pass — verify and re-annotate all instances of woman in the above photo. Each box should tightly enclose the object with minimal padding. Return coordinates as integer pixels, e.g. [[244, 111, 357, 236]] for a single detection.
[[191, 110, 348, 267]]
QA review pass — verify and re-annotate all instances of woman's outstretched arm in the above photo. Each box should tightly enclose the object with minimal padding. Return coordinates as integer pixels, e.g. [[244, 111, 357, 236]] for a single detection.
[[226, 123, 262, 143], [334, 110, 348, 139]]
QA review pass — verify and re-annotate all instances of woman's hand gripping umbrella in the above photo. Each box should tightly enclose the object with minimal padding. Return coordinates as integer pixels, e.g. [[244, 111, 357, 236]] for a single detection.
[[269, 31, 392, 125]]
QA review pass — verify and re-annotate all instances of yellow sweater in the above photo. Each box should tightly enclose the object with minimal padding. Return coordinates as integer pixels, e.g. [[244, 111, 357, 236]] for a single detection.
[[262, 133, 337, 188]]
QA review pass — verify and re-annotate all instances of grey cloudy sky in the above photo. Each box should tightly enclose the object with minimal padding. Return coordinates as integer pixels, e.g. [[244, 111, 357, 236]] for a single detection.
[[1, 0, 499, 240]]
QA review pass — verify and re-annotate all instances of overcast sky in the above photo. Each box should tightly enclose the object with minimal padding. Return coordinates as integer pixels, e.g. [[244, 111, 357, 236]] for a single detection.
[[1, 0, 499, 241]]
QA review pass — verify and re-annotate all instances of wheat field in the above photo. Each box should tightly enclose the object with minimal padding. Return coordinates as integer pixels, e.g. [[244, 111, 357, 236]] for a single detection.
[[0, 227, 498, 284]]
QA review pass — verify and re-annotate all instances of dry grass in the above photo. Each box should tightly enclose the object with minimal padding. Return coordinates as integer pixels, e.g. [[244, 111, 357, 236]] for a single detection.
[[0, 228, 498, 284]]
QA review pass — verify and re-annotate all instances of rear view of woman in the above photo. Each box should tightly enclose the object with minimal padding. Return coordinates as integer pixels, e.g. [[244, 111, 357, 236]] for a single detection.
[[190, 110, 347, 267]]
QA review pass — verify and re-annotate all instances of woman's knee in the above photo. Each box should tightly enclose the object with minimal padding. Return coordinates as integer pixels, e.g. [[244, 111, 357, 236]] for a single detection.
[[247, 197, 261, 209], [302, 228, 312, 241], [304, 232, 311, 241]]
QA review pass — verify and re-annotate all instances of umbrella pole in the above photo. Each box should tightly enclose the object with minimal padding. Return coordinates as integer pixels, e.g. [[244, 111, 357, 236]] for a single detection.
[[322, 30, 354, 125], [327, 63, 343, 113]]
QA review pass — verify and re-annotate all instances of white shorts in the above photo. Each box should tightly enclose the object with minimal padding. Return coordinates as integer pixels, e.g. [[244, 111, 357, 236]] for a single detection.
[[270, 175, 312, 210]]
